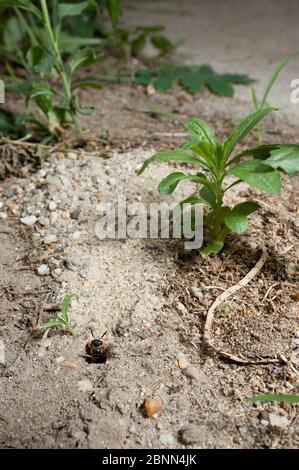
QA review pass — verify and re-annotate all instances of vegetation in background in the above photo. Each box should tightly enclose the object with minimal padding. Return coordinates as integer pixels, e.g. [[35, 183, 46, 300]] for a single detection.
[[251, 50, 298, 142], [41, 294, 78, 335], [138, 108, 299, 256], [248, 394, 299, 403], [135, 64, 254, 96]]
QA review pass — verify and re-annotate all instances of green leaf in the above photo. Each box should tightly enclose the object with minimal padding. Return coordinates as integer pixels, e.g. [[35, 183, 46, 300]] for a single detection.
[[151, 35, 176, 54], [153, 70, 176, 91], [201, 240, 224, 258], [41, 318, 63, 329], [68, 48, 98, 74], [3, 17, 25, 50], [230, 160, 281, 194], [58, 1, 89, 18], [185, 118, 217, 146], [158, 171, 213, 195], [231, 144, 280, 164], [131, 33, 146, 57], [265, 144, 299, 175], [61, 294, 78, 324], [0, 0, 42, 19], [207, 76, 234, 97], [71, 80, 102, 91], [26, 46, 56, 75], [0, 108, 27, 139], [221, 73, 255, 85], [137, 150, 202, 175], [106, 0, 121, 28], [135, 69, 152, 86], [223, 108, 277, 160], [248, 394, 299, 403], [199, 186, 216, 207], [224, 201, 260, 234], [58, 32, 102, 54], [179, 70, 204, 94]]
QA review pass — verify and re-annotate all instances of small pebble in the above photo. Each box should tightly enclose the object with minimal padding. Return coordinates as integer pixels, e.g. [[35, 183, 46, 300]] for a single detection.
[[77, 379, 94, 393], [269, 413, 290, 429], [183, 366, 200, 381], [50, 212, 58, 225], [49, 201, 57, 211], [6, 187, 14, 199], [44, 234, 57, 245], [179, 424, 203, 445], [176, 302, 188, 315], [38, 216, 50, 227], [177, 353, 188, 369], [37, 264, 50, 276], [55, 356, 65, 364], [144, 398, 162, 417], [70, 208, 80, 220], [0, 202, 3, 209], [190, 286, 203, 300], [20, 215, 37, 226], [159, 433, 175, 446], [0, 339, 5, 366], [0, 212, 7, 220]]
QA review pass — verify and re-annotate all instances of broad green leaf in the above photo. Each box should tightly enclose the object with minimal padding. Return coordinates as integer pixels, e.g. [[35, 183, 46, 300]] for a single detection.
[[207, 76, 234, 97], [199, 186, 216, 207], [67, 48, 98, 74], [58, 1, 89, 18], [137, 150, 202, 175], [26, 46, 56, 75], [41, 318, 63, 329], [58, 32, 102, 54], [201, 240, 224, 258], [61, 294, 78, 323], [131, 33, 146, 57], [179, 70, 205, 94], [3, 17, 25, 50], [230, 160, 281, 194], [230, 144, 280, 164], [157, 171, 214, 195], [265, 144, 299, 175], [153, 70, 176, 91], [224, 201, 260, 234], [248, 394, 299, 403], [135, 69, 152, 86], [223, 108, 277, 160], [185, 118, 217, 146]]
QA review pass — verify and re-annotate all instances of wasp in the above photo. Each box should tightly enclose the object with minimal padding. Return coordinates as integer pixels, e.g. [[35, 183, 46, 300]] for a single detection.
[[85, 330, 110, 364]]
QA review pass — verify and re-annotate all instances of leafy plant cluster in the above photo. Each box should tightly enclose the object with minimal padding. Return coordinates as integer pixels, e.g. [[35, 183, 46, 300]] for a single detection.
[[135, 64, 254, 96], [41, 293, 78, 335], [138, 108, 299, 257]]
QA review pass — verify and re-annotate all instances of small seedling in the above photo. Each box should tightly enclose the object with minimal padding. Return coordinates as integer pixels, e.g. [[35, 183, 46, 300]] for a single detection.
[[248, 394, 299, 403], [251, 50, 298, 142], [138, 108, 299, 257], [41, 294, 78, 335]]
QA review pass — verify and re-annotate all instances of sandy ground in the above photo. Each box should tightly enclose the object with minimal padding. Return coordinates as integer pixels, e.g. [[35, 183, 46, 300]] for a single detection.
[[0, 0, 299, 449]]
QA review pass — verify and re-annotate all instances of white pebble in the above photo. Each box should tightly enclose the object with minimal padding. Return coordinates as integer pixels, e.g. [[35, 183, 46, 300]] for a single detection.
[[0, 202, 3, 209], [0, 339, 5, 366], [37, 264, 50, 276], [159, 433, 175, 446], [0, 212, 7, 220], [20, 215, 37, 226], [269, 413, 290, 429], [38, 216, 50, 227], [77, 379, 93, 393], [44, 234, 57, 244], [49, 201, 57, 211], [183, 366, 201, 382]]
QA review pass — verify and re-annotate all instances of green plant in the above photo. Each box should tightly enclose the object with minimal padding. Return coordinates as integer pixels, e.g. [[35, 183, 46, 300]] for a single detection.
[[138, 108, 299, 257], [135, 64, 254, 96], [1, 0, 102, 139], [41, 294, 78, 335], [248, 394, 299, 403], [251, 51, 298, 142]]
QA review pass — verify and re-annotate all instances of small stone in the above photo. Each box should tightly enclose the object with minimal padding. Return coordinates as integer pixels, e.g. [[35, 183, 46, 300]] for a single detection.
[[77, 379, 93, 393], [79, 193, 86, 201], [0, 339, 5, 366], [20, 215, 37, 226], [260, 420, 269, 427], [55, 356, 65, 364], [144, 398, 163, 417], [37, 264, 50, 276], [50, 212, 58, 225], [42, 339, 52, 349], [176, 302, 188, 315], [179, 424, 203, 445], [51, 268, 62, 279], [183, 366, 200, 381], [0, 202, 3, 209], [49, 201, 57, 211], [71, 231, 81, 240], [38, 216, 50, 227], [6, 187, 14, 199], [38, 169, 47, 178], [146, 241, 159, 250], [107, 177, 116, 187], [44, 234, 57, 245], [70, 208, 80, 220], [190, 286, 203, 300], [0, 212, 7, 220], [269, 413, 290, 429], [177, 353, 188, 369], [61, 211, 70, 220], [67, 152, 77, 159], [159, 433, 175, 446]]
